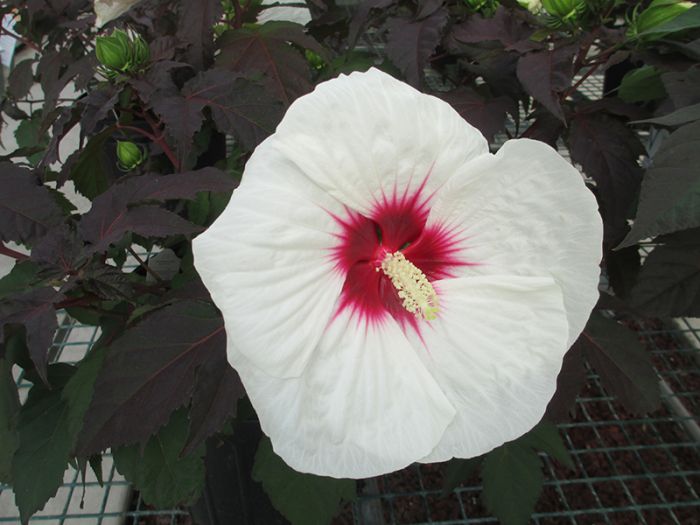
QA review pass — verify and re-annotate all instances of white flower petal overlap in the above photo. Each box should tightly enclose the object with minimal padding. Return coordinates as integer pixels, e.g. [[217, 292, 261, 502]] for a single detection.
[[193, 67, 603, 478], [94, 0, 141, 27]]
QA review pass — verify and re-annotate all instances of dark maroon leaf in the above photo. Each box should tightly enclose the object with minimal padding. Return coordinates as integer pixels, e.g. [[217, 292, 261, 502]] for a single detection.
[[347, 0, 393, 48], [620, 121, 700, 247], [0, 287, 63, 384], [439, 87, 514, 142], [0, 163, 65, 244], [522, 112, 564, 148], [661, 65, 700, 109], [7, 59, 35, 100], [78, 168, 233, 253], [544, 343, 586, 423], [567, 113, 644, 243], [81, 206, 199, 253], [66, 127, 119, 200], [39, 105, 81, 168], [516, 46, 575, 122], [450, 7, 531, 48], [31, 226, 84, 276], [152, 69, 283, 155], [416, 0, 445, 20], [579, 313, 660, 415], [605, 245, 641, 300], [628, 228, 700, 318], [130, 61, 188, 105], [216, 22, 323, 106], [385, 8, 448, 87], [77, 300, 225, 455], [177, 0, 222, 68], [79, 87, 120, 137], [182, 359, 245, 455]]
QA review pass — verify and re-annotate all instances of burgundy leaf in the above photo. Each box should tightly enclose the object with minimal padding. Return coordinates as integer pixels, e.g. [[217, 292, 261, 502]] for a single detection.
[[522, 112, 565, 148], [0, 287, 63, 384], [348, 0, 393, 47], [81, 206, 199, 253], [77, 300, 226, 455], [544, 343, 586, 422], [661, 65, 700, 109], [182, 359, 245, 456], [439, 87, 514, 142], [450, 7, 531, 48], [0, 163, 65, 244], [7, 59, 35, 101], [78, 168, 233, 252], [216, 22, 323, 106], [516, 46, 575, 122], [567, 113, 644, 243], [578, 313, 660, 415], [385, 8, 448, 88], [177, 0, 222, 68]]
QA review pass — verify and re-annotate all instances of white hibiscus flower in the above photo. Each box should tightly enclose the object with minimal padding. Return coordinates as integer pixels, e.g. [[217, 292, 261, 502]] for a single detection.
[[193, 67, 603, 478], [94, 0, 142, 27]]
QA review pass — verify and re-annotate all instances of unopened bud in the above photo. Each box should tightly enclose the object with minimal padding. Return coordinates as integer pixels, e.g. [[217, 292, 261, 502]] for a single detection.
[[542, 0, 586, 23], [117, 141, 145, 171], [96, 31, 131, 71], [131, 34, 150, 66]]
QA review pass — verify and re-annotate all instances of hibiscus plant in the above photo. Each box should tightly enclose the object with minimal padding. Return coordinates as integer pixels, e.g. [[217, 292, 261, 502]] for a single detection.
[[0, 1, 699, 524]]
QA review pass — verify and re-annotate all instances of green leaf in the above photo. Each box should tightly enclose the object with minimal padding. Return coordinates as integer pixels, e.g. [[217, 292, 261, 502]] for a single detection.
[[620, 120, 700, 247], [113, 409, 205, 508], [11, 366, 75, 523], [519, 420, 574, 468], [629, 228, 700, 317], [0, 359, 20, 483], [579, 313, 660, 414], [69, 128, 115, 200], [253, 437, 356, 525], [62, 346, 107, 440], [14, 113, 50, 167], [481, 442, 544, 525], [618, 66, 666, 103], [0, 261, 41, 299], [442, 457, 482, 496], [638, 5, 700, 37]]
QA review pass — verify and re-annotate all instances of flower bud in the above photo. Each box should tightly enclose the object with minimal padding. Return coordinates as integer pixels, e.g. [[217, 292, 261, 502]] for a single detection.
[[542, 0, 586, 22], [628, 0, 694, 40], [117, 141, 145, 170], [463, 0, 499, 15], [518, 0, 543, 14], [132, 35, 151, 66], [96, 32, 131, 71]]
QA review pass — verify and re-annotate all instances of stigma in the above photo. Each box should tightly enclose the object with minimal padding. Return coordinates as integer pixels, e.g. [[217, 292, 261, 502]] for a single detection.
[[380, 251, 439, 321]]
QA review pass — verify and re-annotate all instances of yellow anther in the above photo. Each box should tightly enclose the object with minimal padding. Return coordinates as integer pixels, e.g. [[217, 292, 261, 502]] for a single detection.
[[380, 251, 439, 321]]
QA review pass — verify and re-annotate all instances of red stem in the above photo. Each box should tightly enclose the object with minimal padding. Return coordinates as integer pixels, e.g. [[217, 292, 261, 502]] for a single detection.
[[0, 243, 28, 260], [0, 25, 40, 52], [232, 0, 243, 28]]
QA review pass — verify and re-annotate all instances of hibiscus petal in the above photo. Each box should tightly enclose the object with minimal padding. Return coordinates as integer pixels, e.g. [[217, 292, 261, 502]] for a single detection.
[[230, 311, 456, 478], [270, 67, 489, 216], [410, 275, 569, 462], [193, 146, 347, 378], [427, 138, 603, 346]]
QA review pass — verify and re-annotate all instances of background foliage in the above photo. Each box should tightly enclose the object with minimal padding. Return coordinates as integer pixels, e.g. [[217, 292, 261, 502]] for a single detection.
[[0, 0, 698, 524]]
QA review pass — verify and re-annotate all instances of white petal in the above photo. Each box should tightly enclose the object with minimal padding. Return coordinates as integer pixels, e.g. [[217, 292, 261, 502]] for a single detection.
[[94, 0, 140, 26], [230, 311, 456, 478], [193, 141, 347, 378], [412, 275, 569, 463], [270, 68, 489, 216], [428, 138, 602, 347]]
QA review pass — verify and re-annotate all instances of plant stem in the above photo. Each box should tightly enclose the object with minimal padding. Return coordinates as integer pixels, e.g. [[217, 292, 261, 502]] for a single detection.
[[127, 247, 165, 284], [0, 243, 28, 260], [0, 25, 41, 52]]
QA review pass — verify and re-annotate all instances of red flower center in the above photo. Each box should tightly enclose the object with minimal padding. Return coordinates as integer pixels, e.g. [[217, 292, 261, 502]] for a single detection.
[[330, 181, 467, 333]]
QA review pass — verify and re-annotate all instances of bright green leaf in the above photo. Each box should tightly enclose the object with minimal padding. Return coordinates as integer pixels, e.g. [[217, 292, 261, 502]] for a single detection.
[[0, 359, 20, 483], [620, 120, 700, 247], [619, 66, 666, 103], [113, 409, 205, 508], [638, 4, 700, 37], [253, 437, 356, 525], [481, 442, 544, 525]]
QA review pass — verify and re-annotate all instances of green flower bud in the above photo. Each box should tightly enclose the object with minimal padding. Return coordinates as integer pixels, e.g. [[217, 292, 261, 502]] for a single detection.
[[518, 0, 543, 14], [96, 32, 131, 71], [131, 34, 150, 66], [542, 0, 586, 21], [463, 0, 499, 15], [628, 0, 694, 40], [117, 141, 145, 171]]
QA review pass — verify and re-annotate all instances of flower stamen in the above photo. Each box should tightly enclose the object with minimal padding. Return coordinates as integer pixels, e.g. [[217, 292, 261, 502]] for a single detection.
[[380, 251, 439, 321]]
